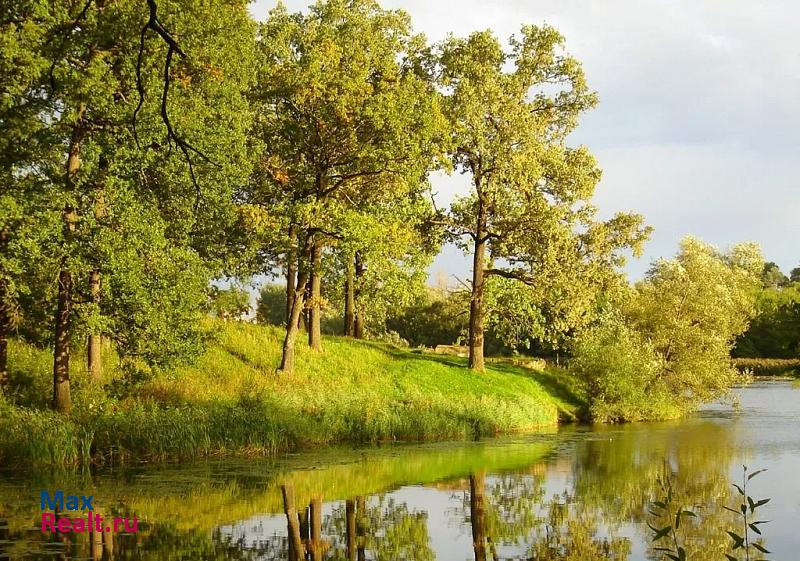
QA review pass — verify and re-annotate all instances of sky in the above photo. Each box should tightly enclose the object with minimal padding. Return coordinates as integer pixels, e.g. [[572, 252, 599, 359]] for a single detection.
[[249, 0, 800, 282]]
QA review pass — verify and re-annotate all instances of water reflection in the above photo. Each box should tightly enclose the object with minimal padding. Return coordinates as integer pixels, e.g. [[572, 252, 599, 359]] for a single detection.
[[1, 381, 798, 560]]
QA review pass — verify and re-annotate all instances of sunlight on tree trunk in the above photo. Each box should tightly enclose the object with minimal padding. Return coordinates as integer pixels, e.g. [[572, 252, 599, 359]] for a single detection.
[[53, 267, 73, 415], [286, 225, 297, 326], [309, 239, 323, 352], [344, 256, 355, 336], [0, 226, 9, 391], [281, 236, 313, 373], [468, 199, 487, 372], [354, 252, 366, 339]]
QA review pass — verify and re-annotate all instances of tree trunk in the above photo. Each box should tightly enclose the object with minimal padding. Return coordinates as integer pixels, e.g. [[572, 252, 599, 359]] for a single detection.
[[53, 108, 83, 415], [297, 248, 309, 332], [90, 507, 103, 560], [280, 235, 313, 373], [0, 282, 8, 392], [281, 485, 304, 561], [344, 255, 355, 336], [308, 238, 323, 352], [103, 522, 114, 559], [354, 252, 365, 339], [346, 499, 356, 561], [53, 267, 73, 415], [299, 506, 310, 551], [0, 226, 9, 391], [468, 196, 488, 372], [356, 496, 366, 561], [87, 270, 102, 382], [0, 322, 7, 391], [310, 497, 322, 561], [470, 472, 487, 561], [286, 225, 297, 326]]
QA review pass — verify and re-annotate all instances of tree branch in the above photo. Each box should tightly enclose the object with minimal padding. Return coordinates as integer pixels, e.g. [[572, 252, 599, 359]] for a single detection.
[[134, 0, 216, 211]]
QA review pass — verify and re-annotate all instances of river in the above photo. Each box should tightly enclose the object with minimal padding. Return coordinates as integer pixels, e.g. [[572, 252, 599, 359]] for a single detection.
[[1, 380, 798, 560]]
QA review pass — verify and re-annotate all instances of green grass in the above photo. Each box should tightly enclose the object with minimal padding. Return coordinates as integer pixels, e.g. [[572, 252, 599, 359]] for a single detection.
[[0, 321, 586, 468]]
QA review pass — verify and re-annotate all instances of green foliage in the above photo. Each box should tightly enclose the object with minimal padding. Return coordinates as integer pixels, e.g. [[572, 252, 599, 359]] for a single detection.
[[648, 466, 772, 561], [208, 285, 252, 321], [1, 0, 258, 379], [248, 0, 445, 361], [569, 312, 678, 422], [385, 287, 468, 347], [735, 282, 800, 359], [256, 283, 287, 326], [648, 472, 698, 561], [760, 261, 789, 288], [723, 466, 771, 561], [571, 237, 763, 421]]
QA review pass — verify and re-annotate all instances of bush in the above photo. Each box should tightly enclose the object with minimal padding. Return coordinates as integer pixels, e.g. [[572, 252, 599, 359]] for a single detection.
[[570, 315, 679, 422], [571, 238, 761, 422]]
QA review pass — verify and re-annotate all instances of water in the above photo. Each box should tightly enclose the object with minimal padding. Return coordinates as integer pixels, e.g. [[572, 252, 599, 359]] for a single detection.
[[1, 380, 798, 560]]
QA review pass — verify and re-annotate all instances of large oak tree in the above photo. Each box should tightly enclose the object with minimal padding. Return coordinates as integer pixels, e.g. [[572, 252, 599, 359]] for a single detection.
[[440, 27, 649, 371]]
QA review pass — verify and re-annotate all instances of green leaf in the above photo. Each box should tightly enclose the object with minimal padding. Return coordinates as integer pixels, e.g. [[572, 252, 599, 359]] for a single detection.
[[751, 542, 770, 554], [727, 531, 745, 550], [652, 526, 673, 541], [748, 469, 767, 480]]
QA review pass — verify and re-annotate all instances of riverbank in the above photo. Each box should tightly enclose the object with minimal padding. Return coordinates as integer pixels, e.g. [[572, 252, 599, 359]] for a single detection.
[[0, 322, 586, 468]]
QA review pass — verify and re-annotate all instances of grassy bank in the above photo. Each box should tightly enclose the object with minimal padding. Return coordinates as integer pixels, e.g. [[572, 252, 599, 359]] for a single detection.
[[0, 321, 585, 468], [733, 358, 800, 377]]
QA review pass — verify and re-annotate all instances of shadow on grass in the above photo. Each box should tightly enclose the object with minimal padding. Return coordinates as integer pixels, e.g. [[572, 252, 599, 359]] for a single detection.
[[219, 343, 274, 374]]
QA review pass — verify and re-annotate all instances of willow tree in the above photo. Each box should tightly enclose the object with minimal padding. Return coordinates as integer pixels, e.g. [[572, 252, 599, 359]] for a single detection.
[[254, 0, 443, 372], [2, 0, 256, 412], [440, 27, 649, 371]]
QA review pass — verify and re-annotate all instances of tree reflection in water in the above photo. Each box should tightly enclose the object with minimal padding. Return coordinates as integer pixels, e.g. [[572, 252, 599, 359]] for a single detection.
[[0, 413, 768, 561]]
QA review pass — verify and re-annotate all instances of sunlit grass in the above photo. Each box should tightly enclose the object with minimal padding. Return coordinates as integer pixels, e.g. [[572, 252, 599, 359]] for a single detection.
[[0, 321, 585, 468]]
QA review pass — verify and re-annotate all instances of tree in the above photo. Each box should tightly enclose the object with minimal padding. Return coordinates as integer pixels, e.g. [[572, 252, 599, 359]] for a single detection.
[[253, 0, 443, 372], [790, 266, 800, 284], [440, 27, 649, 371], [208, 286, 252, 322], [761, 261, 788, 288], [572, 237, 763, 421], [256, 284, 288, 327], [2, 0, 257, 412], [734, 282, 800, 359], [386, 287, 468, 348], [327, 191, 442, 340]]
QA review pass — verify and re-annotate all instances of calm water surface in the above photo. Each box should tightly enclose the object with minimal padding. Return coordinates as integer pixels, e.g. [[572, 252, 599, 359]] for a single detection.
[[1, 380, 798, 560]]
